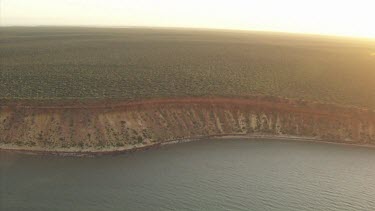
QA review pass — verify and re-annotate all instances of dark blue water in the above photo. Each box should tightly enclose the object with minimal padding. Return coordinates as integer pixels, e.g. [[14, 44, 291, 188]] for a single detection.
[[1, 138, 375, 211]]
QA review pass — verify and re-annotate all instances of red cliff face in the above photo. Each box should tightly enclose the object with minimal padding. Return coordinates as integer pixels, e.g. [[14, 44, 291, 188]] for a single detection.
[[0, 97, 374, 153]]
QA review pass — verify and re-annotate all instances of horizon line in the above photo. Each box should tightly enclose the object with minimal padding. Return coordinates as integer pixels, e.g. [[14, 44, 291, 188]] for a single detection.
[[1, 24, 375, 41]]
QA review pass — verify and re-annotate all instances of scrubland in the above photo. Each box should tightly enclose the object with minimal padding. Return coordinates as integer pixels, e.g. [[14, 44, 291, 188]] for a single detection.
[[1, 27, 374, 109], [1, 27, 375, 153]]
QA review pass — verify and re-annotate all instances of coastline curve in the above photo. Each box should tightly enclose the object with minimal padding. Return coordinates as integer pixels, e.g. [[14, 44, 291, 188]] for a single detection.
[[1, 97, 374, 156]]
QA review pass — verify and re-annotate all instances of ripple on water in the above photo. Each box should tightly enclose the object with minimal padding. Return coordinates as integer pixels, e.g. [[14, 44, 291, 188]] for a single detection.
[[1, 138, 375, 211]]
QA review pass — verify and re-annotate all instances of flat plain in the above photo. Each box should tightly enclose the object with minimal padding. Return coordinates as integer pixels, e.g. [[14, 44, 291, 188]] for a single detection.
[[1, 27, 375, 109]]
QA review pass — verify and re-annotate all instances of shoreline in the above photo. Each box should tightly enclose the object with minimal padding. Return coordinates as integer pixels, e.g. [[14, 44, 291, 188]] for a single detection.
[[1, 134, 375, 157]]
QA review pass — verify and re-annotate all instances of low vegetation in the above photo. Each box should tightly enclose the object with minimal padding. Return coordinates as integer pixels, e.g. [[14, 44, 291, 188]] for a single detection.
[[1, 27, 374, 109]]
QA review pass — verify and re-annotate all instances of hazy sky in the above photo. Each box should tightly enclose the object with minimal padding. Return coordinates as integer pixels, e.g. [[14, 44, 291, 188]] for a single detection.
[[1, 0, 375, 38]]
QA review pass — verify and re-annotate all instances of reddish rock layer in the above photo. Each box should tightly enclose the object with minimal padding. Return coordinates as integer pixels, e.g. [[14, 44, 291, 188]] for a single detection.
[[0, 97, 374, 153]]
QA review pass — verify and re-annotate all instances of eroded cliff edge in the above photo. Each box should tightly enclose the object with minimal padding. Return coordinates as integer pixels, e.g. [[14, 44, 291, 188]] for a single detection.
[[0, 97, 374, 154]]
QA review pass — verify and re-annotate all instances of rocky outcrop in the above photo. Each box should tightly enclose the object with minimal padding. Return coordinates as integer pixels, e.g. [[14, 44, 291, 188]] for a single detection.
[[0, 97, 374, 153]]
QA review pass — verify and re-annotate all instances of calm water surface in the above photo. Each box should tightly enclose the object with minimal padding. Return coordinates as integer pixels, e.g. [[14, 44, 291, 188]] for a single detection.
[[1, 138, 375, 211]]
